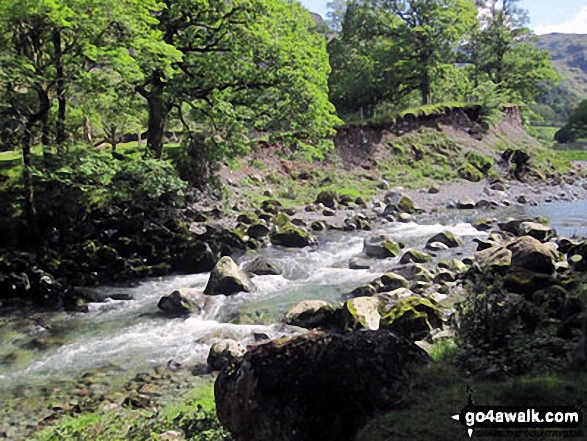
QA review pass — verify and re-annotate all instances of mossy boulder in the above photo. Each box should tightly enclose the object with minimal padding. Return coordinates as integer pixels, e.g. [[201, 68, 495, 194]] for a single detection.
[[204, 256, 255, 295], [315, 190, 338, 209], [363, 232, 401, 259], [246, 223, 271, 240], [157, 288, 207, 316], [172, 242, 218, 274], [458, 163, 484, 182], [400, 250, 433, 265], [503, 270, 559, 296], [380, 296, 442, 341], [383, 192, 415, 214], [270, 224, 318, 248], [499, 219, 555, 242], [342, 297, 381, 331], [425, 231, 461, 250], [475, 246, 512, 274], [465, 150, 493, 175]]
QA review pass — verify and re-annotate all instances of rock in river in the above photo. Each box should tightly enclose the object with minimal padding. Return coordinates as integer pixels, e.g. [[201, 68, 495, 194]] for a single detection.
[[204, 256, 255, 295]]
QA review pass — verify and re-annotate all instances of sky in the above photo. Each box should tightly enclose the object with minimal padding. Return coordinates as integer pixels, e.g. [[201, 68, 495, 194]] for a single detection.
[[299, 0, 587, 35]]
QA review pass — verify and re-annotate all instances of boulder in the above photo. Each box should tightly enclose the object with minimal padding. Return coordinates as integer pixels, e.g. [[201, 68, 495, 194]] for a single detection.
[[425, 231, 461, 249], [506, 236, 557, 275], [383, 192, 415, 214], [399, 250, 433, 265], [380, 296, 442, 341], [243, 257, 283, 276], [363, 232, 401, 259], [458, 163, 483, 182], [157, 288, 207, 316], [377, 273, 410, 292], [456, 197, 476, 209], [475, 246, 512, 274], [342, 297, 381, 331], [215, 330, 429, 441], [270, 224, 318, 248], [284, 300, 336, 329], [391, 263, 434, 283], [499, 219, 555, 242], [315, 190, 338, 209], [204, 256, 255, 295], [207, 339, 246, 371], [503, 270, 559, 296], [246, 223, 271, 240]]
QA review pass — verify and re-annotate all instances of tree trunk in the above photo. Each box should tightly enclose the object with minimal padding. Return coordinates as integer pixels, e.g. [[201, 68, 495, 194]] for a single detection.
[[137, 71, 167, 159], [53, 30, 67, 149], [83, 117, 92, 143], [146, 84, 166, 159], [22, 124, 40, 243], [420, 74, 431, 106]]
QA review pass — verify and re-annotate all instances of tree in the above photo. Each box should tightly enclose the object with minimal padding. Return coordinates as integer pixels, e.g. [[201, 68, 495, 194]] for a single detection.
[[329, 0, 477, 111], [0, 0, 175, 239], [471, 0, 558, 103], [556, 99, 587, 143], [135, 0, 339, 163]]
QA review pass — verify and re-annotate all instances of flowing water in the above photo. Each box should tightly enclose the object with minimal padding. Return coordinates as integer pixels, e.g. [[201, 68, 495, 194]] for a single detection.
[[1, 199, 587, 433]]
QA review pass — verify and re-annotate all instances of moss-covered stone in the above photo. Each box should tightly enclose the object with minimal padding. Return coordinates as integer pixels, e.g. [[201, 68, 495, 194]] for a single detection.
[[457, 163, 484, 182], [271, 224, 318, 248], [380, 296, 442, 341]]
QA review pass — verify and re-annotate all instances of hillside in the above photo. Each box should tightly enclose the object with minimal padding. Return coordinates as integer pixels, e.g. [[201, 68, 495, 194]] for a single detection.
[[538, 33, 587, 97]]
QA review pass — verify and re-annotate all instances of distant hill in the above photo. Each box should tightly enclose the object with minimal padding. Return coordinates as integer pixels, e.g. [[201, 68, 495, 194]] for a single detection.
[[538, 33, 587, 98]]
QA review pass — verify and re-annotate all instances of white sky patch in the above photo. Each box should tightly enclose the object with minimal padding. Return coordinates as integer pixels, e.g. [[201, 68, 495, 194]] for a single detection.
[[534, 6, 587, 35]]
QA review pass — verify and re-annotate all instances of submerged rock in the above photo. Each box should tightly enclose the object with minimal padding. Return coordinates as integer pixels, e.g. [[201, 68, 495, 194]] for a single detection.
[[215, 330, 429, 441], [157, 288, 210, 316], [204, 256, 255, 295], [243, 257, 283, 276]]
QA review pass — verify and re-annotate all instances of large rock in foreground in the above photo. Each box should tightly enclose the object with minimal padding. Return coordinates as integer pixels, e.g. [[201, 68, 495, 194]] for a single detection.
[[215, 330, 429, 441], [204, 256, 255, 295]]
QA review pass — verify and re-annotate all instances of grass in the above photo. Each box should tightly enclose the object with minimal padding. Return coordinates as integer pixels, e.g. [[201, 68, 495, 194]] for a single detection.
[[355, 363, 587, 441], [32, 379, 227, 441]]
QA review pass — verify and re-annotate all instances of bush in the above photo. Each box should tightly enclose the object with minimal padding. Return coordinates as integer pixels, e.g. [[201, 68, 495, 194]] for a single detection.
[[30, 148, 186, 221]]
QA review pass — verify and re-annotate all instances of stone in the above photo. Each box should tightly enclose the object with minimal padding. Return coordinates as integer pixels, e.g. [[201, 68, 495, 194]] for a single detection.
[[157, 288, 207, 316], [428, 185, 440, 194], [383, 192, 415, 214], [243, 257, 283, 276], [323, 209, 336, 217], [204, 256, 255, 295], [380, 296, 442, 341], [207, 339, 246, 371], [315, 190, 338, 209], [172, 242, 218, 274], [246, 223, 270, 240], [399, 250, 433, 265], [503, 270, 559, 296], [425, 231, 461, 250], [499, 219, 555, 242], [473, 217, 496, 231], [343, 297, 381, 331], [284, 300, 335, 329], [270, 224, 318, 248], [457, 197, 475, 209], [215, 330, 429, 441], [458, 163, 483, 182], [475, 246, 512, 274], [363, 232, 401, 259], [506, 236, 557, 275]]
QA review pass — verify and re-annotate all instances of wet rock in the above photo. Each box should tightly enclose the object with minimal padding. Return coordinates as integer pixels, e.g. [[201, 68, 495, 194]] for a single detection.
[[157, 288, 206, 317], [323, 209, 336, 217], [215, 330, 429, 441], [425, 231, 461, 250], [208, 339, 246, 371], [284, 300, 336, 329], [391, 264, 434, 283], [475, 199, 493, 209], [270, 224, 318, 248], [172, 242, 218, 274], [349, 256, 375, 270], [243, 257, 283, 276], [399, 250, 433, 265], [204, 257, 255, 295], [383, 192, 415, 214], [311, 221, 328, 232], [473, 217, 496, 231], [363, 232, 401, 259]]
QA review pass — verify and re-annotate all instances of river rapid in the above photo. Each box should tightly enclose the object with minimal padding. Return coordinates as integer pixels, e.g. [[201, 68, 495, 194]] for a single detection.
[[1, 199, 587, 436]]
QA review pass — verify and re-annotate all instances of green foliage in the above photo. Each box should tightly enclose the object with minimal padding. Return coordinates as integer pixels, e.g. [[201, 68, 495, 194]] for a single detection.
[[29, 148, 185, 220], [557, 99, 587, 143], [33, 388, 228, 441]]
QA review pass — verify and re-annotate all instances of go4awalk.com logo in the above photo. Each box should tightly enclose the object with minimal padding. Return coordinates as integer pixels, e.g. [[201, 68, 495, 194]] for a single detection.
[[451, 404, 583, 438]]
